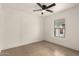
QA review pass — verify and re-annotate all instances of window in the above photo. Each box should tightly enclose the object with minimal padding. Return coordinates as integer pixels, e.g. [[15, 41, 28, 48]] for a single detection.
[[54, 19, 65, 38]]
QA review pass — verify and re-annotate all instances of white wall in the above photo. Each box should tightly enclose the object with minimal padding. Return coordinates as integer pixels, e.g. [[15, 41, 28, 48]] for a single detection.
[[1, 3, 79, 52], [0, 4, 43, 50], [0, 4, 4, 52], [44, 6, 79, 51]]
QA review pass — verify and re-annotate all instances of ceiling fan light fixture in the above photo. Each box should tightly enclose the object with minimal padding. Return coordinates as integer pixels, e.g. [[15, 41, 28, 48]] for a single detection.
[[34, 3, 56, 15], [42, 10, 46, 12]]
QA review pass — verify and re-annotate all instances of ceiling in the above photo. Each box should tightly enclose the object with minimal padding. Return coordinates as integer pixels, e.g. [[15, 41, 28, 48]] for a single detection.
[[1, 3, 79, 16]]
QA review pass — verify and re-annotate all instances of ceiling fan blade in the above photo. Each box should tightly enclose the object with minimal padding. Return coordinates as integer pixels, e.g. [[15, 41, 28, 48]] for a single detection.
[[46, 10, 53, 13], [33, 9, 42, 11], [37, 3, 42, 8], [47, 3, 56, 9]]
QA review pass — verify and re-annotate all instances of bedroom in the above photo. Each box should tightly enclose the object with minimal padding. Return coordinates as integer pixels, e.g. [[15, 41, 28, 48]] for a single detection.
[[0, 3, 79, 56]]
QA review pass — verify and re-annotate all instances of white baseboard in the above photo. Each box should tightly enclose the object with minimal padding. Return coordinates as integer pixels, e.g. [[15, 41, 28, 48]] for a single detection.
[[45, 39, 79, 52], [2, 39, 43, 51]]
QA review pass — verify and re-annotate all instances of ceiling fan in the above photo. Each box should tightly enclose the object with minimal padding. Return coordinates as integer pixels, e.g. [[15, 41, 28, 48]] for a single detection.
[[33, 3, 56, 15]]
